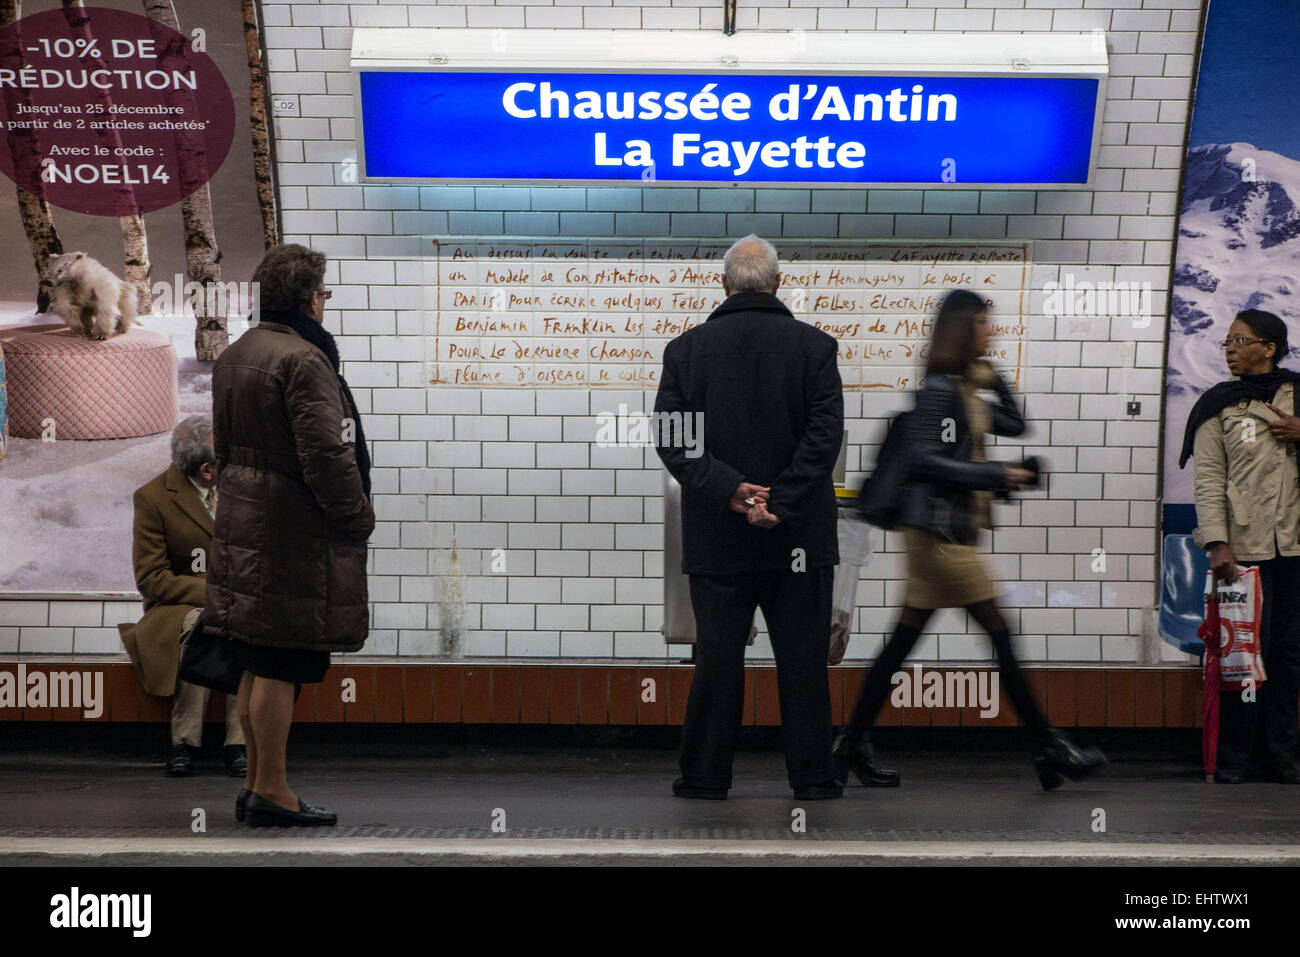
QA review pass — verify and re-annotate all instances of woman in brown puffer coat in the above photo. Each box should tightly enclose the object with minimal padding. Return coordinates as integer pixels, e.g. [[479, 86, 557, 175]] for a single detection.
[[205, 243, 374, 827]]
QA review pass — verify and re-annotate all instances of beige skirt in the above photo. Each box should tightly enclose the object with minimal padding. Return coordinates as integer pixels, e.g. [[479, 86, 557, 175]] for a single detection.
[[901, 525, 998, 610]]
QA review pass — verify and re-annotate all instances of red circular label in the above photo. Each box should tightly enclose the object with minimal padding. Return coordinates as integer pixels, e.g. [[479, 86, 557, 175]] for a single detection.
[[0, 6, 235, 216]]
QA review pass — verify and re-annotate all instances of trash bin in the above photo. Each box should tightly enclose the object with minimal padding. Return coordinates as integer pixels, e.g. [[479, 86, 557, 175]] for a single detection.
[[830, 488, 873, 665]]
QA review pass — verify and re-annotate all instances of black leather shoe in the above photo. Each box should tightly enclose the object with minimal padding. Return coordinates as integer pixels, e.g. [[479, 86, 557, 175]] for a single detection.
[[235, 788, 251, 822], [672, 777, 727, 800], [1213, 768, 1246, 784], [1032, 729, 1107, 791], [793, 780, 844, 800], [224, 745, 248, 778], [164, 743, 197, 777], [832, 733, 901, 787], [245, 792, 338, 827]]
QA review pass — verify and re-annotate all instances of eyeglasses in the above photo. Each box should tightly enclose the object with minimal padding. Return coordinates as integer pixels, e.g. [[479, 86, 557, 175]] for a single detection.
[[1219, 336, 1269, 349], [318, 288, 332, 300]]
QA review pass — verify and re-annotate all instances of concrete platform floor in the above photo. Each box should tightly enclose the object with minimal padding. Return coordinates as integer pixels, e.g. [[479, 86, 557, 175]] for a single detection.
[[2, 729, 1299, 865]]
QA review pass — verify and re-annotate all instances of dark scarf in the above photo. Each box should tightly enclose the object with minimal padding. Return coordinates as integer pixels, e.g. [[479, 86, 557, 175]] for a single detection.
[[1179, 368, 1300, 468], [263, 308, 372, 499]]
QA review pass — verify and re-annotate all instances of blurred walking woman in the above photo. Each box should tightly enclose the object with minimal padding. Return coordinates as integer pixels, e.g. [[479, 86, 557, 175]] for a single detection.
[[837, 290, 1105, 790], [205, 244, 375, 826], [1182, 308, 1300, 784]]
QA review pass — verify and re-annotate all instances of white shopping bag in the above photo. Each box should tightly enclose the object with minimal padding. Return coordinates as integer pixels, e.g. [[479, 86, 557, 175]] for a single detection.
[[1203, 567, 1267, 690]]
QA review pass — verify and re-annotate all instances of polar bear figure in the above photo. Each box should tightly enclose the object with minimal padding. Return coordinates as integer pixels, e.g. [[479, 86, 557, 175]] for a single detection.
[[47, 252, 137, 340]]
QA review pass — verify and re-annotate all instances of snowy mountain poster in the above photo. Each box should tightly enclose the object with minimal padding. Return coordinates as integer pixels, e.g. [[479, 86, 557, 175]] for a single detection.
[[1164, 0, 1300, 533]]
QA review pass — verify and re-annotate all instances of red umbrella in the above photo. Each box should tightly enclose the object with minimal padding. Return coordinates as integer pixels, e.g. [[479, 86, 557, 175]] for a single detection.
[[1197, 597, 1222, 781]]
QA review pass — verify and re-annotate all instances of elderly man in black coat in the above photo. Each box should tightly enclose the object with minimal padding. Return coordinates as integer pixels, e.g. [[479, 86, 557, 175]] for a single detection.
[[654, 234, 844, 800]]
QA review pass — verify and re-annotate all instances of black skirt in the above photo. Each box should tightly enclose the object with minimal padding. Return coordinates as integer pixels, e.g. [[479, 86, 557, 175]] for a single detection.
[[228, 639, 330, 684]]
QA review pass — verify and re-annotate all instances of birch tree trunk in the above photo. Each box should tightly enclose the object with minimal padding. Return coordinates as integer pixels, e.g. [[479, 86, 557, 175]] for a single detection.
[[242, 0, 278, 249], [61, 0, 153, 314], [143, 0, 226, 359], [1, 0, 64, 313]]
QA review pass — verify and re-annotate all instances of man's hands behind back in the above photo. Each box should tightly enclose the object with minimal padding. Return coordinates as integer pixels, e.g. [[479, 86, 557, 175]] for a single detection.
[[730, 482, 780, 528]]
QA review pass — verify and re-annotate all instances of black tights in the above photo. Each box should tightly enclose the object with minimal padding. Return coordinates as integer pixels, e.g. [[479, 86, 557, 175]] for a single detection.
[[846, 599, 1050, 742]]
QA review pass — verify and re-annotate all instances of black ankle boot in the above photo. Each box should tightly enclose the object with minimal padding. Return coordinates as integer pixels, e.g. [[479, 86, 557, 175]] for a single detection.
[[1032, 729, 1107, 791], [832, 733, 901, 788]]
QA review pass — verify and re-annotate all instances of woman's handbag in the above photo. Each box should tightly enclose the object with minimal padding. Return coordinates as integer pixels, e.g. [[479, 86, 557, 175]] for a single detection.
[[855, 410, 912, 529], [177, 611, 243, 695]]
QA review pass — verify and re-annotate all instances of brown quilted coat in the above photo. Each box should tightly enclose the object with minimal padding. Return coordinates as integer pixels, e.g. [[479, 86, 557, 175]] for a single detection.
[[204, 321, 374, 652]]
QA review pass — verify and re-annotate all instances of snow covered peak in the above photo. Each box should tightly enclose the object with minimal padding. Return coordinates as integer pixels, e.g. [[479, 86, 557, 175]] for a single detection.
[[1182, 143, 1300, 250]]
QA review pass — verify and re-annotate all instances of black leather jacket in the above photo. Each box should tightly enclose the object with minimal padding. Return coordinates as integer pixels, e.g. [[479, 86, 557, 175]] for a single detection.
[[900, 368, 1026, 544]]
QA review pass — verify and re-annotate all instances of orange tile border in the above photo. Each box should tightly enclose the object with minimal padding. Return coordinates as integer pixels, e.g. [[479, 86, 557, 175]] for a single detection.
[[108, 664, 141, 722], [636, 667, 668, 725], [548, 667, 580, 724], [608, 667, 637, 724], [1046, 671, 1075, 728], [0, 661, 1230, 731], [403, 666, 433, 724], [666, 667, 692, 725], [491, 665, 521, 724], [578, 668, 608, 725], [1165, 669, 1200, 728], [1105, 671, 1136, 728], [827, 668, 844, 726], [317, 667, 346, 722], [1076, 671, 1107, 727], [462, 666, 491, 724], [343, 665, 377, 723], [1134, 671, 1164, 728], [292, 680, 318, 723], [519, 666, 548, 724], [754, 669, 781, 727], [374, 666, 404, 723], [432, 666, 462, 724]]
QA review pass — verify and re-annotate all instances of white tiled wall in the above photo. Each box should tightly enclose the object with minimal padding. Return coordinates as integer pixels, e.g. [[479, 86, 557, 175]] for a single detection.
[[0, 599, 143, 655], [0, 0, 1205, 666]]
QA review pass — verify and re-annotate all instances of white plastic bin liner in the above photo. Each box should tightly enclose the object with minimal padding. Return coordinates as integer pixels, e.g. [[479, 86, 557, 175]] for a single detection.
[[830, 512, 874, 664]]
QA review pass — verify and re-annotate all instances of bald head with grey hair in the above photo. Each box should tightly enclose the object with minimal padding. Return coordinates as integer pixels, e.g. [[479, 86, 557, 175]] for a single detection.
[[723, 234, 781, 295], [171, 415, 215, 478]]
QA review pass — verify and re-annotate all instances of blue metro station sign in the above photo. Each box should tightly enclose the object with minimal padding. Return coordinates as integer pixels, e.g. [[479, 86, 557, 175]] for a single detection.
[[352, 31, 1107, 189]]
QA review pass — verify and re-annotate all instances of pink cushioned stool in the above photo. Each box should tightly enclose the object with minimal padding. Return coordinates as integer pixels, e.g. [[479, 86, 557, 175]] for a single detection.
[[2, 328, 178, 440]]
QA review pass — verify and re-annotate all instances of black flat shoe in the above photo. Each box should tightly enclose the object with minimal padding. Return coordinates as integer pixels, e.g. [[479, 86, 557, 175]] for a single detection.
[[1032, 729, 1107, 791], [672, 777, 727, 800], [1213, 768, 1246, 784], [235, 788, 251, 823], [224, 746, 248, 778], [793, 780, 844, 800], [245, 792, 338, 827], [832, 733, 901, 788], [164, 743, 197, 777]]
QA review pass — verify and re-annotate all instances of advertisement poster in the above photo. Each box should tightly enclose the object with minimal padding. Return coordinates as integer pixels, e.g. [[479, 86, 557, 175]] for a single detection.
[[0, 0, 273, 591], [1163, 0, 1300, 533]]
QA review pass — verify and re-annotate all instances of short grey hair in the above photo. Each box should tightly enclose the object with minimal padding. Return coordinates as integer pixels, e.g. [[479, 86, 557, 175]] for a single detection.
[[171, 415, 214, 477], [723, 234, 780, 293]]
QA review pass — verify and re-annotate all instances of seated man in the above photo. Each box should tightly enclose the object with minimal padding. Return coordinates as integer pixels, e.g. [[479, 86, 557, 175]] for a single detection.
[[118, 415, 246, 777]]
